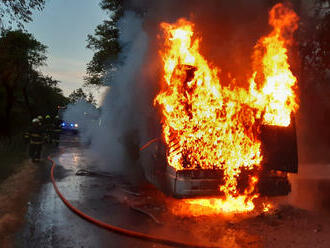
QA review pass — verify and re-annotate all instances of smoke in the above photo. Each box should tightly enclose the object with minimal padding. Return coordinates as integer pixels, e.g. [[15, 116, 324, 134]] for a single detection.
[[87, 11, 149, 174], [63, 100, 99, 144], [62, 11, 148, 177]]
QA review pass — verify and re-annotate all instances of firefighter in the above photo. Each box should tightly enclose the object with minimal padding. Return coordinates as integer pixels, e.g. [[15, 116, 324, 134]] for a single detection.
[[53, 115, 62, 146], [44, 115, 54, 143], [26, 118, 45, 162]]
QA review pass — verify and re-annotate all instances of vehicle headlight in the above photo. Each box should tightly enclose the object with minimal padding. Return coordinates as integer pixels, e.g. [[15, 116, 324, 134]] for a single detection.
[[74, 123, 79, 128]]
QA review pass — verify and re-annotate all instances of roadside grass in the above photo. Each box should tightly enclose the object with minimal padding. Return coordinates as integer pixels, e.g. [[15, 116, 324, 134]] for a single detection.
[[0, 135, 28, 183]]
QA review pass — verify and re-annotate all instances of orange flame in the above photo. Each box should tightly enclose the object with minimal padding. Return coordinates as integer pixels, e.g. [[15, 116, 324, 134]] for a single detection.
[[249, 3, 299, 126], [263, 202, 273, 213], [154, 3, 298, 215]]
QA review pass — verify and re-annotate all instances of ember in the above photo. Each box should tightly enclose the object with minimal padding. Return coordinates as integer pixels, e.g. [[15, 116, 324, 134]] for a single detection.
[[154, 3, 299, 215]]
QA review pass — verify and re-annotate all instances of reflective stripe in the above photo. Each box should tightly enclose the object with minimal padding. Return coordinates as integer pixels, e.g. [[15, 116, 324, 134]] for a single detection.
[[30, 141, 43, 144], [31, 134, 42, 137]]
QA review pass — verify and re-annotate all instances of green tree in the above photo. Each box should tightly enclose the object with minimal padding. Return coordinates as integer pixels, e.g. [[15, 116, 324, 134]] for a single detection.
[[0, 29, 69, 136], [68, 88, 87, 103], [292, 0, 330, 162], [85, 0, 124, 86], [298, 0, 330, 81], [0, 0, 46, 30], [0, 30, 47, 135], [68, 88, 97, 106], [27, 73, 69, 118], [87, 92, 97, 105]]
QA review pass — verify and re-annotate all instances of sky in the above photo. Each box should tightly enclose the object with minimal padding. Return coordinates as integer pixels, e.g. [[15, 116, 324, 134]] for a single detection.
[[25, 0, 107, 102]]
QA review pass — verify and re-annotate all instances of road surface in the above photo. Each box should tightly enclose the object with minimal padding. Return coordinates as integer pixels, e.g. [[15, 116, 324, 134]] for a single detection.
[[15, 135, 206, 248], [14, 134, 330, 248]]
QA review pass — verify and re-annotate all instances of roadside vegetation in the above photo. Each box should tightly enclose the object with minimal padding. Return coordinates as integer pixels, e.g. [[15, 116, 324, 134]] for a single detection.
[[0, 135, 27, 183]]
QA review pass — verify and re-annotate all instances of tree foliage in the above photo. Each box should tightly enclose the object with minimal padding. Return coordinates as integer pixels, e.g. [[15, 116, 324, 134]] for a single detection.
[[68, 87, 96, 106], [68, 88, 87, 103], [298, 0, 330, 81], [87, 92, 97, 105], [0, 30, 68, 136], [0, 29, 47, 70], [0, 0, 46, 29], [85, 0, 124, 86]]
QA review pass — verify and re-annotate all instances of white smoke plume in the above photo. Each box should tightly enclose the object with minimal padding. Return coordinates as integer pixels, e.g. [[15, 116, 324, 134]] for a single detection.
[[63, 11, 149, 175], [90, 11, 148, 172], [63, 100, 99, 144]]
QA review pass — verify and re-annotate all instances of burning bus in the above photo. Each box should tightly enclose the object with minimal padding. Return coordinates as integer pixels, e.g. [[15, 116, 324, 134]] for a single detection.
[[141, 3, 299, 213]]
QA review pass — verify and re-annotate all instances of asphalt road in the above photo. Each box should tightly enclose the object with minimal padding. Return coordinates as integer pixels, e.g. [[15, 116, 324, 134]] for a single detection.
[[14, 135, 205, 248], [14, 134, 330, 248]]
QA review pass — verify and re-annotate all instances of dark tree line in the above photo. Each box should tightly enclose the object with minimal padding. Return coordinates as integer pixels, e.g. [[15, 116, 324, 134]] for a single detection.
[[0, 1, 72, 137], [298, 0, 330, 83], [294, 0, 330, 162], [68, 88, 96, 105], [0, 30, 69, 136]]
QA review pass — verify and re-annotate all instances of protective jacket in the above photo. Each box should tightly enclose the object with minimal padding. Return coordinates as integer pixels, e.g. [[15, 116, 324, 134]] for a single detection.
[[27, 126, 45, 144]]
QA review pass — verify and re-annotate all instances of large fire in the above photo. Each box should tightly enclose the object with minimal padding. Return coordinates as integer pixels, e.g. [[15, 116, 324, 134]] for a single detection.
[[154, 3, 299, 215]]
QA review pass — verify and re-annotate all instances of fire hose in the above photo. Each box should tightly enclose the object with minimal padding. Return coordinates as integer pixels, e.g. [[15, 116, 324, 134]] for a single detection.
[[49, 141, 220, 248]]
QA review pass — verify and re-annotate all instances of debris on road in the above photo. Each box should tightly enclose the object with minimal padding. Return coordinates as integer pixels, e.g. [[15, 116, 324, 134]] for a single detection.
[[130, 205, 162, 225]]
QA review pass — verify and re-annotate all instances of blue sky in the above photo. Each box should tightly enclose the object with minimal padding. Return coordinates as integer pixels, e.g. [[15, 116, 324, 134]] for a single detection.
[[26, 0, 107, 98]]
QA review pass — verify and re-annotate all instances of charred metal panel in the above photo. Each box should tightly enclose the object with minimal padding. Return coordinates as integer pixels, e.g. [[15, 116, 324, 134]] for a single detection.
[[260, 116, 298, 173], [258, 176, 291, 196], [167, 167, 224, 198]]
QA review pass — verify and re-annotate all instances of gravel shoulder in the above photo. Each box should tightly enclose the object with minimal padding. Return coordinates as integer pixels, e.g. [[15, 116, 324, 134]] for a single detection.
[[0, 160, 40, 247]]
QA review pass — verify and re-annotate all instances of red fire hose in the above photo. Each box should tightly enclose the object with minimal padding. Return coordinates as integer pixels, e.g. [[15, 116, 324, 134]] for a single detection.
[[49, 154, 219, 248], [139, 137, 160, 151]]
